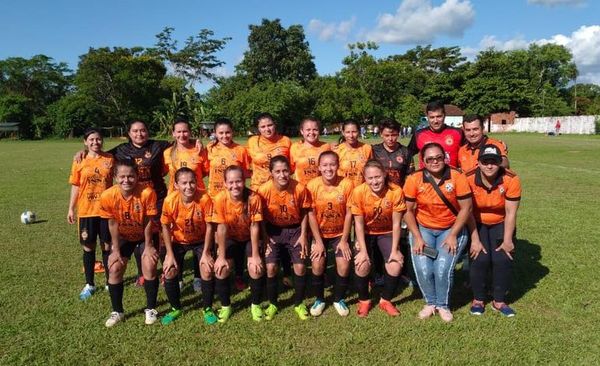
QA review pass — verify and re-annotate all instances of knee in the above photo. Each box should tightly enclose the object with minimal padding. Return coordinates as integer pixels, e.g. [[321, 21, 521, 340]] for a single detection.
[[311, 258, 325, 275], [355, 263, 370, 278], [385, 262, 401, 277], [336, 260, 350, 277], [293, 264, 305, 276], [266, 264, 278, 278], [164, 266, 179, 280]]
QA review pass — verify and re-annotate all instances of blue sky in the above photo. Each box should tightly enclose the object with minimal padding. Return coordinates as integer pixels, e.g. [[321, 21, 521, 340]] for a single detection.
[[1, 0, 599, 90]]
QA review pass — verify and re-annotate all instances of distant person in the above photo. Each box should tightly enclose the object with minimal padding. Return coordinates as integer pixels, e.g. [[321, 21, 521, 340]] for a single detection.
[[373, 126, 379, 137], [458, 114, 509, 171], [360, 125, 367, 140], [555, 120, 561, 135], [323, 127, 328, 136]]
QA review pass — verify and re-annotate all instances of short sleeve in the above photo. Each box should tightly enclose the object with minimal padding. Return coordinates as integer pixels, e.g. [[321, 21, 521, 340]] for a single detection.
[[249, 194, 263, 222], [299, 185, 312, 209], [349, 188, 364, 216], [99, 191, 114, 219], [454, 172, 472, 200], [393, 188, 407, 212], [403, 174, 418, 201], [505, 175, 522, 201], [160, 199, 174, 225], [69, 161, 81, 185], [145, 189, 158, 216], [210, 197, 226, 224]]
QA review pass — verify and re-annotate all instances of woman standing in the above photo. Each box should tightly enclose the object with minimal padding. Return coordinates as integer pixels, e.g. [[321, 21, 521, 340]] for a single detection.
[[403, 142, 472, 322], [290, 117, 331, 186], [163, 120, 207, 194], [334, 120, 373, 187]]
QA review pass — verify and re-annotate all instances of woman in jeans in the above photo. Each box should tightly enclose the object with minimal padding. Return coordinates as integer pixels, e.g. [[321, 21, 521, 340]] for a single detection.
[[403, 142, 472, 322]]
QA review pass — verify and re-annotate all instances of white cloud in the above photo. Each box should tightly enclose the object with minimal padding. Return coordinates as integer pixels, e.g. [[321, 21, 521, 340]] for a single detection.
[[527, 0, 585, 6], [365, 0, 475, 44], [479, 35, 529, 51], [308, 17, 356, 41]]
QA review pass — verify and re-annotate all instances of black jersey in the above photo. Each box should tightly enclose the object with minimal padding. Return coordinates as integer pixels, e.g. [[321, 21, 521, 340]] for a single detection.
[[110, 140, 171, 200], [372, 143, 412, 186]]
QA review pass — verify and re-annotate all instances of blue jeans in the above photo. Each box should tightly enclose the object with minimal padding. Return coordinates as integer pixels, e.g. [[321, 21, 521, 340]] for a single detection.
[[409, 225, 468, 310]]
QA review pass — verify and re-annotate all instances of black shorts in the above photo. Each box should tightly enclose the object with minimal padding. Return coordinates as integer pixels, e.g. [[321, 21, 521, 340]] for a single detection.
[[172, 242, 204, 269], [264, 223, 304, 265], [323, 236, 345, 258], [353, 233, 394, 262], [225, 239, 252, 260], [117, 240, 144, 259], [78, 217, 110, 245]]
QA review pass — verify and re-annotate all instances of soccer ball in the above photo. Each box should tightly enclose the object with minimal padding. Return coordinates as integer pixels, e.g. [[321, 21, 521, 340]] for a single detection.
[[20, 211, 36, 224]]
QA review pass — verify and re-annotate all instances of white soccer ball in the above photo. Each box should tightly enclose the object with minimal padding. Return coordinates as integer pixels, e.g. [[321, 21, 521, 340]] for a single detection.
[[20, 211, 36, 224]]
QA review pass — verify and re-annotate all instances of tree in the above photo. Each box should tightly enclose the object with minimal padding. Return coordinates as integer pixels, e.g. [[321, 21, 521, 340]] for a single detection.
[[310, 76, 374, 124], [236, 19, 316, 85]]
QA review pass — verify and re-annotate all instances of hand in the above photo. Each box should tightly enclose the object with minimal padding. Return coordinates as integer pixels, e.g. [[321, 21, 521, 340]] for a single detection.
[[442, 234, 458, 255], [247, 255, 264, 276], [108, 250, 124, 270], [495, 239, 515, 260], [469, 239, 487, 260], [214, 256, 229, 277], [295, 235, 308, 260], [310, 241, 326, 261], [67, 209, 75, 224], [200, 253, 214, 272], [74, 149, 87, 163], [354, 250, 370, 272], [162, 253, 178, 274], [195, 139, 205, 154], [412, 236, 427, 255], [335, 240, 352, 261], [387, 249, 404, 264], [142, 245, 159, 263]]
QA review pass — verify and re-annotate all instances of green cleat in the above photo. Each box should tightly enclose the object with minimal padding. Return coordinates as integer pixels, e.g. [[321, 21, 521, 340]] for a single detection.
[[202, 307, 218, 325], [161, 308, 182, 325], [217, 306, 232, 323], [294, 303, 309, 320], [250, 304, 263, 322], [264, 303, 278, 321]]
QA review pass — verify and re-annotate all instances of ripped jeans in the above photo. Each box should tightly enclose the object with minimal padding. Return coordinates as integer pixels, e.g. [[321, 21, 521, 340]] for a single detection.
[[409, 225, 468, 310]]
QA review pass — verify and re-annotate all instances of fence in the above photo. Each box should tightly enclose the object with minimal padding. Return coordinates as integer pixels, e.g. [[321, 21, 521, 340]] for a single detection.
[[490, 115, 597, 134]]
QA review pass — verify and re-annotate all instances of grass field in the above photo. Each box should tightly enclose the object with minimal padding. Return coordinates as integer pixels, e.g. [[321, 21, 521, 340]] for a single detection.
[[1, 133, 599, 365]]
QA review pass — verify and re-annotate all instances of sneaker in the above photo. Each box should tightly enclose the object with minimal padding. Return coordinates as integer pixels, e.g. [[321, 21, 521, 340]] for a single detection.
[[310, 299, 325, 317], [161, 308, 182, 325], [264, 303, 278, 321], [492, 301, 516, 317], [294, 304, 309, 320], [378, 299, 400, 317], [470, 301, 485, 316], [250, 304, 263, 321], [135, 276, 145, 287], [105, 311, 124, 327], [437, 307, 453, 322], [144, 308, 159, 325], [282, 276, 293, 288], [79, 284, 96, 301], [192, 277, 202, 293], [357, 300, 371, 318], [218, 306, 232, 323], [202, 307, 219, 325], [418, 305, 436, 319], [234, 276, 247, 291], [333, 300, 349, 317]]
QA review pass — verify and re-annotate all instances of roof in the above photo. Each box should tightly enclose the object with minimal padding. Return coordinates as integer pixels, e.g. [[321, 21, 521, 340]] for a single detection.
[[422, 104, 464, 116]]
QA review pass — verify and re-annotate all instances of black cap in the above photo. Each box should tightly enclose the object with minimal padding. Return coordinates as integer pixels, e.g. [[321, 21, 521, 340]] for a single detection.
[[478, 144, 502, 164]]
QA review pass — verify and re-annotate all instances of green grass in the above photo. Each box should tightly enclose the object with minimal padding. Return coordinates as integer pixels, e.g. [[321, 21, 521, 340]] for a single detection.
[[1, 133, 599, 365]]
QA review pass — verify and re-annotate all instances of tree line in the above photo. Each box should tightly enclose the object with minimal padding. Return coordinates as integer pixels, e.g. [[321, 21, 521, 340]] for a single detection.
[[1, 18, 599, 139]]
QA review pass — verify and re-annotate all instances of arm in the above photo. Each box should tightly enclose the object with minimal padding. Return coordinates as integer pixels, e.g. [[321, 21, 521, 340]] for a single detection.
[[296, 210, 309, 259], [501, 156, 510, 169], [497, 200, 520, 260], [214, 223, 229, 277], [107, 218, 124, 268], [442, 198, 472, 255], [353, 215, 370, 269], [67, 185, 79, 224], [388, 211, 404, 263], [307, 210, 325, 261], [161, 223, 178, 272], [142, 216, 159, 262], [467, 215, 486, 259], [200, 223, 216, 272], [336, 210, 353, 261], [403, 201, 427, 255], [248, 221, 263, 274]]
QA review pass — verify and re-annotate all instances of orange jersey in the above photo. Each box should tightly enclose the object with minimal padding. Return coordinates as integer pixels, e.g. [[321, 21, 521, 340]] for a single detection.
[[163, 145, 207, 193], [69, 154, 114, 217], [349, 183, 407, 235], [458, 136, 508, 171], [290, 141, 331, 185], [403, 167, 472, 230], [466, 168, 521, 225], [256, 179, 311, 227], [333, 142, 373, 186], [160, 190, 212, 244], [99, 185, 158, 242], [206, 142, 250, 198], [306, 176, 354, 238], [210, 190, 263, 242], [247, 134, 292, 189]]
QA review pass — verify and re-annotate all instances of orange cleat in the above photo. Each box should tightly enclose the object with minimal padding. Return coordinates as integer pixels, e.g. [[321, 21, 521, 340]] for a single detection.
[[378, 299, 400, 317], [357, 300, 371, 318]]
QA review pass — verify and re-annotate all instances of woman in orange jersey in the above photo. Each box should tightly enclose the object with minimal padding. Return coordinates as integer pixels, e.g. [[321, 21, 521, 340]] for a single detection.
[[334, 119, 373, 187], [350, 160, 407, 318], [403, 142, 472, 322], [305, 151, 353, 317], [256, 155, 312, 321], [160, 167, 214, 325], [466, 145, 521, 317], [68, 128, 114, 301], [99, 159, 159, 327], [290, 117, 331, 186], [207, 165, 265, 322]]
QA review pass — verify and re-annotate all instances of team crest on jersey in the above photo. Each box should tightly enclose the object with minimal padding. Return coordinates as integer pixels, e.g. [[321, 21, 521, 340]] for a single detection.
[[289, 198, 295, 206], [337, 195, 345, 203], [418, 186, 425, 192], [144, 150, 152, 159], [445, 136, 454, 146], [134, 203, 141, 212], [396, 156, 404, 164], [196, 211, 203, 218], [499, 186, 505, 195], [384, 199, 392, 209], [445, 183, 454, 192], [103, 161, 111, 169], [81, 229, 89, 241]]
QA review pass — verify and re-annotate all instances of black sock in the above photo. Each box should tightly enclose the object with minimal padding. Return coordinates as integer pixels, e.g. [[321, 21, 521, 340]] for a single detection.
[[83, 250, 95, 286], [355, 275, 370, 301], [334, 274, 349, 302], [134, 245, 143, 277], [165, 278, 181, 310], [266, 276, 278, 305], [144, 278, 159, 310], [102, 251, 110, 283], [294, 274, 307, 306], [201, 278, 215, 309], [312, 274, 324, 301], [108, 282, 124, 313], [382, 272, 399, 301], [216, 277, 231, 307], [250, 277, 264, 305]]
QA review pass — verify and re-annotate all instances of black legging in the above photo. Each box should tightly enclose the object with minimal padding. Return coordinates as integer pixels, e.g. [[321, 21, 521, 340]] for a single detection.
[[470, 222, 513, 302]]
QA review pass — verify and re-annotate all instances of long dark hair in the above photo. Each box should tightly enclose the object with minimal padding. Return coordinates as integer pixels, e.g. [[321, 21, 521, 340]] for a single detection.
[[210, 117, 234, 149], [338, 119, 360, 144]]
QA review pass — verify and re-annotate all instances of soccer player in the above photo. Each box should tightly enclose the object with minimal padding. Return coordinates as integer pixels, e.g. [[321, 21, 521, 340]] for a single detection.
[[67, 128, 114, 300], [163, 120, 207, 194], [408, 100, 464, 168], [100, 159, 159, 327], [290, 117, 331, 186], [458, 114, 509, 171], [371, 118, 413, 186], [334, 119, 373, 187], [160, 167, 213, 325], [305, 151, 354, 316], [209, 165, 265, 321], [349, 160, 407, 317], [466, 145, 521, 317], [256, 156, 312, 320], [403, 142, 472, 322]]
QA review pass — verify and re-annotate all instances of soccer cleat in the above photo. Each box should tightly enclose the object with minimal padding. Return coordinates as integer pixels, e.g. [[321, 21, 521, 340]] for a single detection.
[[234, 276, 248, 291], [310, 299, 326, 317], [144, 308, 159, 325], [418, 305, 436, 319], [79, 284, 96, 301], [94, 261, 105, 273], [192, 277, 202, 293], [470, 301, 485, 316], [333, 300, 349, 317], [492, 301, 516, 317], [135, 276, 145, 288], [105, 312, 124, 327], [161, 308, 182, 325], [378, 299, 400, 317], [218, 306, 232, 323], [357, 300, 371, 318], [264, 304, 278, 321], [437, 307, 454, 322], [250, 304, 263, 321], [294, 304, 309, 320], [202, 307, 219, 325]]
